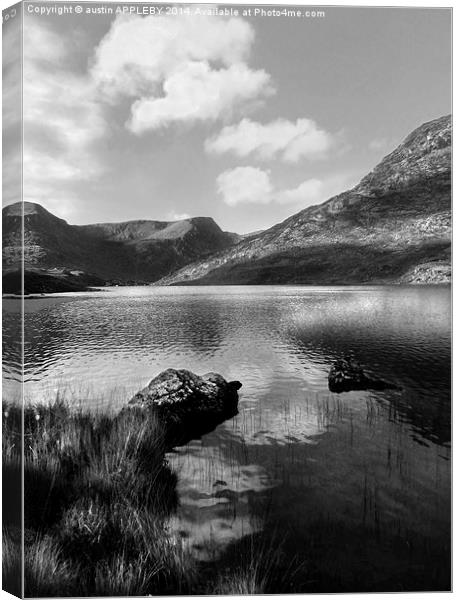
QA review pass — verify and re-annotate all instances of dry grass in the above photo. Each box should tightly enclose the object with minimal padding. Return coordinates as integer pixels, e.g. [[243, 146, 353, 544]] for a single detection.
[[2, 529, 22, 597], [210, 533, 303, 595], [3, 400, 295, 597], [2, 401, 197, 597]]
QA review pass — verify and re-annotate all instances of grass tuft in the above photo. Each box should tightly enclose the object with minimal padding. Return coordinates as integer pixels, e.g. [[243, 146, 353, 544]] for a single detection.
[[24, 535, 77, 598], [2, 529, 22, 598], [3, 400, 195, 596], [2, 400, 309, 596]]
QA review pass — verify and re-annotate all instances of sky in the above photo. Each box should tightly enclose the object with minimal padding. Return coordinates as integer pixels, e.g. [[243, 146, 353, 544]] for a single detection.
[[2, 3, 452, 233]]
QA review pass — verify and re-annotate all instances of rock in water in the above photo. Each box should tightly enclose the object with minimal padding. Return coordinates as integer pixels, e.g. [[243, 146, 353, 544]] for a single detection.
[[328, 358, 399, 393], [128, 369, 242, 446]]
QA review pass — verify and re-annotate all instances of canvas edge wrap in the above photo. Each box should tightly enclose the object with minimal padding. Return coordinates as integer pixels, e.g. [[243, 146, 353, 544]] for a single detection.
[[2, 2, 24, 598]]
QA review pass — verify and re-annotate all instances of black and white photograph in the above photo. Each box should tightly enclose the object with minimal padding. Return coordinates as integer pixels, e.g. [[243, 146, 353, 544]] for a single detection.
[[2, 1, 452, 596]]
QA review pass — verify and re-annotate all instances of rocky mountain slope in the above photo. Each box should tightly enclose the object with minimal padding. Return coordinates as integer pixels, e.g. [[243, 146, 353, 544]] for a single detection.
[[2, 202, 238, 287], [157, 115, 451, 286], [3, 115, 451, 291]]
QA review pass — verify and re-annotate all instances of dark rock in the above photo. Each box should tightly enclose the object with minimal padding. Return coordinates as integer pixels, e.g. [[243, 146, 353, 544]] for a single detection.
[[127, 368, 242, 447], [213, 480, 228, 487], [328, 358, 399, 393]]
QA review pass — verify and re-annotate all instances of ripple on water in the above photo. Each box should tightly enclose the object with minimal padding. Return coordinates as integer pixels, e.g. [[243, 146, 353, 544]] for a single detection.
[[2, 285, 450, 568]]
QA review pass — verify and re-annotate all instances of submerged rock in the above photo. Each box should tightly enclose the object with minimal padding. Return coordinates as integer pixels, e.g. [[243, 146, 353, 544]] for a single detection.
[[328, 358, 399, 393], [127, 368, 242, 446]]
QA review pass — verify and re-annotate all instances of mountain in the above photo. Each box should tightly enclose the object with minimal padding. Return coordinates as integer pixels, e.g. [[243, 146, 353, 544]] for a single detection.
[[157, 115, 451, 286], [3, 115, 451, 292], [2, 202, 238, 290]]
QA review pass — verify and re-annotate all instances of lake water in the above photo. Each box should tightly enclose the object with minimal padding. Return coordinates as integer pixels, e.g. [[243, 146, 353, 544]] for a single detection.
[[2, 286, 451, 591]]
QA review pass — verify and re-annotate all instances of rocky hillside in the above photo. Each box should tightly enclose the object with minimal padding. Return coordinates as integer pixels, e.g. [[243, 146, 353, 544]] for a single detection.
[[158, 115, 451, 286], [2, 202, 238, 286]]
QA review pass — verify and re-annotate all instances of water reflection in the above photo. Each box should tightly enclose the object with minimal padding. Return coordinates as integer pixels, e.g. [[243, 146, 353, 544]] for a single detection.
[[2, 286, 450, 588], [3, 286, 450, 443], [167, 438, 275, 561], [165, 390, 449, 571]]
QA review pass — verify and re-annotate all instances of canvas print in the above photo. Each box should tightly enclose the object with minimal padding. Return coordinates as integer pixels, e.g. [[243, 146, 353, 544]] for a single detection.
[[2, 1, 451, 597]]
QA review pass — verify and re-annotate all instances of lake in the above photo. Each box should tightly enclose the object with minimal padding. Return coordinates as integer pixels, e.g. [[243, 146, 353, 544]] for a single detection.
[[2, 285, 451, 591]]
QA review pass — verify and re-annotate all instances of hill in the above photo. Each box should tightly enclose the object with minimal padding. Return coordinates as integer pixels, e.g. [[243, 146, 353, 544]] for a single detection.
[[2, 203, 238, 291], [157, 115, 451, 286]]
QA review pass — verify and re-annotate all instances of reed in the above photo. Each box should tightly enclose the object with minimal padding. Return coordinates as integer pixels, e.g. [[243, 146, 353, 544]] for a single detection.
[[4, 390, 445, 595], [208, 533, 303, 595], [3, 400, 300, 596], [2, 400, 197, 596]]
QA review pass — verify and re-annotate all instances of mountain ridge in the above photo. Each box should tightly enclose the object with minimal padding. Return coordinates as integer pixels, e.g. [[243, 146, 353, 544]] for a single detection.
[[2, 202, 240, 286], [2, 115, 451, 289], [156, 115, 451, 286]]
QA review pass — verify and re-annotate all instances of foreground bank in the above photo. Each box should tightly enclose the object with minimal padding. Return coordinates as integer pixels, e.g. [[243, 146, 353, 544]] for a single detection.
[[2, 370, 302, 596]]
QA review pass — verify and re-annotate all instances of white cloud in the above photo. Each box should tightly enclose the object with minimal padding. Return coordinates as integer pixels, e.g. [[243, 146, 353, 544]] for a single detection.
[[92, 13, 255, 95], [2, 19, 22, 136], [276, 171, 363, 210], [17, 14, 274, 217], [2, 17, 22, 206], [217, 167, 325, 208], [206, 118, 335, 162], [92, 14, 274, 133], [277, 179, 323, 205], [22, 21, 107, 211], [217, 167, 273, 207], [128, 62, 271, 133]]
